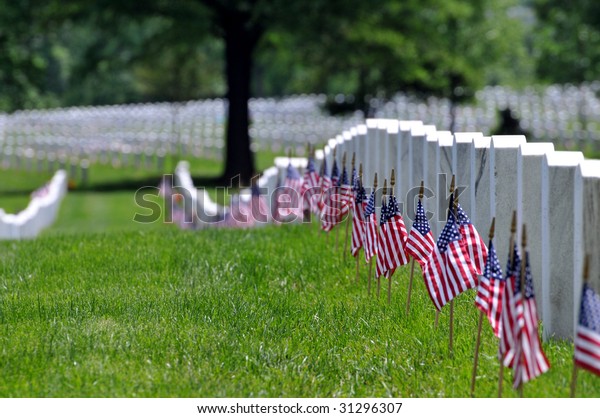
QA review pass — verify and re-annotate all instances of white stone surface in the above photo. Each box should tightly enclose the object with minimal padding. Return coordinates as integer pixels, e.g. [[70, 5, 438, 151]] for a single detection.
[[541, 151, 584, 340], [473, 137, 492, 238], [452, 132, 483, 225], [365, 119, 379, 188], [424, 131, 452, 237], [434, 135, 455, 237], [398, 121, 423, 203], [576, 160, 600, 295], [517, 142, 555, 318], [490, 135, 527, 268]]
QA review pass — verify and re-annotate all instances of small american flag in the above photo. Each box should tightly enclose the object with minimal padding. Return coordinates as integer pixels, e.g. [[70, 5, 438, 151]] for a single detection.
[[339, 166, 353, 217], [376, 194, 409, 279], [316, 160, 332, 217], [376, 197, 389, 278], [279, 163, 304, 219], [301, 155, 320, 213], [456, 204, 488, 275], [406, 198, 435, 265], [421, 208, 477, 311], [512, 251, 550, 388], [251, 183, 270, 224], [475, 240, 505, 338], [499, 244, 521, 368], [363, 190, 378, 263], [574, 282, 600, 376], [351, 173, 367, 257]]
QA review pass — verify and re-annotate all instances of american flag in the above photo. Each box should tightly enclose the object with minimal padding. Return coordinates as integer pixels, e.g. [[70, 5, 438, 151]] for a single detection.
[[224, 195, 254, 228], [250, 183, 270, 225], [339, 166, 353, 217], [279, 163, 304, 219], [351, 173, 367, 257], [475, 240, 505, 338], [512, 251, 550, 388], [363, 189, 378, 263], [574, 282, 600, 376], [320, 159, 342, 231], [406, 198, 435, 265], [316, 159, 332, 217], [421, 208, 478, 311], [376, 197, 390, 278], [376, 194, 409, 279], [456, 204, 488, 275], [499, 244, 521, 368], [301, 154, 320, 213]]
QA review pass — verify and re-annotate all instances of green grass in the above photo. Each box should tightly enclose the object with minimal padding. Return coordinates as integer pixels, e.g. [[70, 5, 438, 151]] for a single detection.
[[0, 223, 597, 397]]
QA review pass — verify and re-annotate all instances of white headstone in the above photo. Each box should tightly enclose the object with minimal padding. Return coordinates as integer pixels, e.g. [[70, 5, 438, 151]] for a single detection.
[[473, 137, 492, 238], [398, 121, 423, 203], [541, 151, 584, 339], [452, 132, 483, 225], [490, 135, 527, 268], [517, 142, 555, 319]]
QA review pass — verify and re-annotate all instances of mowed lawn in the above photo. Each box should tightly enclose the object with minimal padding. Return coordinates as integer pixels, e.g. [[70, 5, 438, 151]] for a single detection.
[[0, 220, 598, 397]]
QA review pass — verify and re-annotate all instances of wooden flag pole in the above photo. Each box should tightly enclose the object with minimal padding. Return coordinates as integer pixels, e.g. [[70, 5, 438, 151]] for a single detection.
[[436, 176, 455, 329], [499, 210, 517, 398], [377, 178, 387, 299], [355, 163, 364, 284], [449, 185, 459, 355], [303, 144, 313, 225], [471, 217, 496, 397], [368, 173, 378, 297], [571, 254, 589, 397], [344, 152, 356, 262], [517, 224, 528, 398], [406, 180, 424, 315]]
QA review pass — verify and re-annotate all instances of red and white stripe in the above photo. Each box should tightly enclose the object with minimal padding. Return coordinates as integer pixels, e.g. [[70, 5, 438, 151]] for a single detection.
[[351, 201, 367, 257]]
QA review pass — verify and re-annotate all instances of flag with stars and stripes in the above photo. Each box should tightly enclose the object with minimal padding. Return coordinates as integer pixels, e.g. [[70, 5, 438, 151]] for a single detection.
[[574, 282, 600, 376], [456, 204, 488, 275], [278, 163, 304, 220], [351, 173, 367, 257], [421, 208, 478, 311], [376, 194, 409, 279], [475, 240, 505, 338], [363, 190, 378, 263], [499, 244, 522, 368], [512, 251, 550, 388], [339, 166, 353, 216], [301, 154, 320, 213], [316, 159, 332, 217], [320, 159, 340, 231], [376, 197, 389, 278], [406, 198, 435, 265]]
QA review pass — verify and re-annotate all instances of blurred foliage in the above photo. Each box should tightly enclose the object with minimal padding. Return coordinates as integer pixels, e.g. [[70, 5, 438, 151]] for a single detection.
[[533, 0, 600, 84], [0, 0, 595, 113]]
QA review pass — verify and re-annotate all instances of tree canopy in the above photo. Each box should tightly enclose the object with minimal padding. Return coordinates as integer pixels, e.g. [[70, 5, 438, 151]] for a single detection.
[[0, 0, 593, 182]]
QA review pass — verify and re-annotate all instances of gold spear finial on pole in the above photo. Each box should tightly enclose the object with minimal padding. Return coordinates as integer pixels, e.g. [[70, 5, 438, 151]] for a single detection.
[[584, 254, 590, 283], [342, 151, 347, 168], [489, 217, 496, 240], [373, 172, 378, 189], [450, 174, 456, 194], [382, 179, 388, 197], [352, 152, 356, 171], [419, 180, 424, 200], [511, 210, 517, 234], [390, 169, 396, 196]]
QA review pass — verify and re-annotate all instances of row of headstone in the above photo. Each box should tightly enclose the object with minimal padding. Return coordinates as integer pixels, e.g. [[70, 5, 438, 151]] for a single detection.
[[379, 83, 600, 150], [0, 170, 68, 239], [261, 118, 599, 342], [0, 96, 362, 171]]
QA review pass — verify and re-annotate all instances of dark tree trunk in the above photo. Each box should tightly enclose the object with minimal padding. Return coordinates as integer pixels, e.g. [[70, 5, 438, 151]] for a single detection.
[[220, 12, 262, 185]]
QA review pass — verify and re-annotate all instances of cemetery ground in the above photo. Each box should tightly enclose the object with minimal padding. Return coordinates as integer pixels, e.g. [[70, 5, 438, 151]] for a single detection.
[[1, 153, 599, 397]]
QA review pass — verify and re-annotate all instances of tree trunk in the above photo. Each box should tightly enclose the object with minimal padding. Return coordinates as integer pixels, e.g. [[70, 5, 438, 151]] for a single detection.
[[221, 13, 261, 185]]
